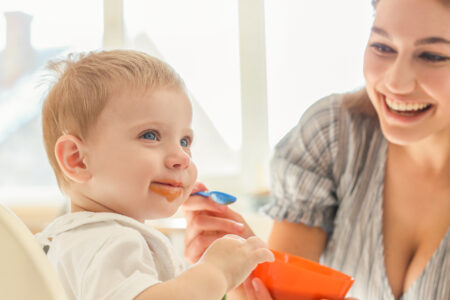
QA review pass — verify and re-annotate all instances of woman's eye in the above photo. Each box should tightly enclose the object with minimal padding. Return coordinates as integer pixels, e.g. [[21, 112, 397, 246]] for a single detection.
[[419, 52, 449, 63], [141, 131, 159, 141], [180, 137, 190, 147], [370, 43, 395, 54]]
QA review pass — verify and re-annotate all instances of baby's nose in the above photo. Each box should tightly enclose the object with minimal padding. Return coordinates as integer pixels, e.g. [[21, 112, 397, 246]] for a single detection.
[[165, 148, 190, 169]]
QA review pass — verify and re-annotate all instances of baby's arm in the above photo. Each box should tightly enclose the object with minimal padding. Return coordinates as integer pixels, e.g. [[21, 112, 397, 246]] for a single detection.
[[135, 235, 274, 300]]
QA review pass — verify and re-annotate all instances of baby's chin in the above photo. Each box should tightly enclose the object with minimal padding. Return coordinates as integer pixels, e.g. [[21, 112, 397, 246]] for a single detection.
[[157, 207, 180, 219], [142, 200, 186, 220]]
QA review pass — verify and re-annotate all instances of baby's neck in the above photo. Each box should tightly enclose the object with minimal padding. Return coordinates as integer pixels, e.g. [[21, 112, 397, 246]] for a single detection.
[[69, 192, 116, 215]]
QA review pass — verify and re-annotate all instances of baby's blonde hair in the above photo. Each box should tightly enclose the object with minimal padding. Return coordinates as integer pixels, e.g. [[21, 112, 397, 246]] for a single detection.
[[42, 50, 185, 190]]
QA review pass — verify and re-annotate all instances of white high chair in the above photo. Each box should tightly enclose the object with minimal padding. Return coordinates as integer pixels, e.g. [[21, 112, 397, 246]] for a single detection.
[[0, 203, 68, 300]]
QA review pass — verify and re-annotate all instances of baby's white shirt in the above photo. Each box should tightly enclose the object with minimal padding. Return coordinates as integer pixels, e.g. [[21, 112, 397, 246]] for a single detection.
[[35, 212, 184, 300]]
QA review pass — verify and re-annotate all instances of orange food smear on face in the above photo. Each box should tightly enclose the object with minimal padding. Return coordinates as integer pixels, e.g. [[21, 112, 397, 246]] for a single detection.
[[149, 184, 182, 202]]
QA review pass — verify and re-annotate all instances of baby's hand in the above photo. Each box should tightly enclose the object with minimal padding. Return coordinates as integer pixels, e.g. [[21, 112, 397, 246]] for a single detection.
[[198, 234, 274, 291]]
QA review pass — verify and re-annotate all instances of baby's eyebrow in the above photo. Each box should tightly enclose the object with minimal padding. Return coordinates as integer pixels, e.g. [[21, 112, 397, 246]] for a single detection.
[[185, 129, 194, 141], [129, 120, 166, 130]]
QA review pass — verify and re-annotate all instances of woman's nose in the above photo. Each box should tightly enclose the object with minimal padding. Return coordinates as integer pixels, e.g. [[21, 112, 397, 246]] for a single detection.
[[165, 146, 191, 169], [384, 56, 416, 94]]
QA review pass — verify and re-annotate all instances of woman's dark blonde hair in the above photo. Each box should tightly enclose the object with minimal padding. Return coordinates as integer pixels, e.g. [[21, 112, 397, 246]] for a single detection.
[[372, 0, 450, 8], [42, 50, 185, 190], [342, 87, 376, 116]]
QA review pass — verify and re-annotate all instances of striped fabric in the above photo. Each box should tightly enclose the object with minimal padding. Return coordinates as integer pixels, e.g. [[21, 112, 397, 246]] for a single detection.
[[262, 94, 449, 300]]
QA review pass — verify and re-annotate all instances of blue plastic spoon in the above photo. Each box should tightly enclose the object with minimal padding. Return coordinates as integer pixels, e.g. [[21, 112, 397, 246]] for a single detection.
[[192, 191, 237, 205]]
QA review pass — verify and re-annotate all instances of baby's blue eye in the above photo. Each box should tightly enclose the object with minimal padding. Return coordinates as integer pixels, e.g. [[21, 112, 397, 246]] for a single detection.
[[180, 137, 190, 147], [141, 131, 158, 141]]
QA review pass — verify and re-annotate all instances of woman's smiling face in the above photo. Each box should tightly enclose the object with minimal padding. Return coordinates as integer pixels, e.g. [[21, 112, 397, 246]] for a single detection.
[[363, 0, 450, 145]]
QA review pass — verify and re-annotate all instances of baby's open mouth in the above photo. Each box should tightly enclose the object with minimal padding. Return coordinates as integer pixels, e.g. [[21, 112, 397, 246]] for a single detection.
[[149, 181, 183, 202], [385, 97, 432, 116], [152, 181, 183, 188]]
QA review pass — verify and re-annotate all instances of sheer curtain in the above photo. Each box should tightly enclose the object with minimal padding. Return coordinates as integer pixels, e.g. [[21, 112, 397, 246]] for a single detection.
[[0, 0, 373, 205]]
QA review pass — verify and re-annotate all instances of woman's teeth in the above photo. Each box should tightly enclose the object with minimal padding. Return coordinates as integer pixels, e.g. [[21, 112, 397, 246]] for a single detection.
[[385, 97, 431, 112]]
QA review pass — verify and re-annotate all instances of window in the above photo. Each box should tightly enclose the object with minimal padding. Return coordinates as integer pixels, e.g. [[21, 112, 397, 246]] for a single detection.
[[0, 0, 373, 209], [265, 0, 373, 146], [122, 0, 243, 181], [0, 0, 103, 206]]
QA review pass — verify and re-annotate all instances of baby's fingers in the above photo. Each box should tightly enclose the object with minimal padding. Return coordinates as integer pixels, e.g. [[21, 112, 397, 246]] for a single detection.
[[253, 248, 275, 264], [245, 236, 274, 264], [185, 232, 228, 264], [246, 236, 269, 248]]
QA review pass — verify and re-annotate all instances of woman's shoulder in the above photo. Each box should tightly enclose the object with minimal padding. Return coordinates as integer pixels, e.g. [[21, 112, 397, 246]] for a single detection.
[[302, 89, 374, 123], [299, 90, 380, 141], [299, 93, 342, 125], [272, 90, 383, 175]]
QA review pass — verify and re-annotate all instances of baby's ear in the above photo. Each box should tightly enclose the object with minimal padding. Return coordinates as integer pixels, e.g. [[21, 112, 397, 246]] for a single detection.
[[54, 134, 91, 183]]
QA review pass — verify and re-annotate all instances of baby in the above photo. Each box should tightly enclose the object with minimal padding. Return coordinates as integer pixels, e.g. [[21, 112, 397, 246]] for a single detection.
[[36, 50, 273, 300]]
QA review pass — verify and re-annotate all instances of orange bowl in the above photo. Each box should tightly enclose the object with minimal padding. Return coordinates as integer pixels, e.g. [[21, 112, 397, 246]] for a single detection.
[[252, 249, 354, 300]]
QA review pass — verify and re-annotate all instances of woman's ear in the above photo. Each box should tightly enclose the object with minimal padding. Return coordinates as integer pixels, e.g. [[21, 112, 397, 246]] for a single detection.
[[54, 134, 91, 183]]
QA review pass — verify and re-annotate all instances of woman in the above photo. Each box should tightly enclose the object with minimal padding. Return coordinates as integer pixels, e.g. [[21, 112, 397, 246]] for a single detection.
[[183, 0, 450, 299]]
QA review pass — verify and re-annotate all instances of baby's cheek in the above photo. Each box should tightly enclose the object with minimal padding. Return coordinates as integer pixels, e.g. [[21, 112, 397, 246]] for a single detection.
[[189, 162, 198, 184], [185, 180, 196, 196]]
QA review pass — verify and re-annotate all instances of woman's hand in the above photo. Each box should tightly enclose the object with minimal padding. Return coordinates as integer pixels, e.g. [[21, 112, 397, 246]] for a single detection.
[[182, 182, 255, 263], [225, 276, 273, 300], [243, 277, 273, 300]]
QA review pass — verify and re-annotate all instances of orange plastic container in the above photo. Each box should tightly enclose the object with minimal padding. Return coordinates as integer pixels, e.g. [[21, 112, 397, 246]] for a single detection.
[[252, 249, 354, 300]]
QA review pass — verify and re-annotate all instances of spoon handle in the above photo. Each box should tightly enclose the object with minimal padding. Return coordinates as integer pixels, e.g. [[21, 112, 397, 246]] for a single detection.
[[192, 191, 237, 205]]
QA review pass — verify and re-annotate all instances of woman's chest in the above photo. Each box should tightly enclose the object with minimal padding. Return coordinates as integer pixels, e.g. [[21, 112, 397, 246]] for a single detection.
[[383, 161, 450, 298], [325, 145, 449, 299]]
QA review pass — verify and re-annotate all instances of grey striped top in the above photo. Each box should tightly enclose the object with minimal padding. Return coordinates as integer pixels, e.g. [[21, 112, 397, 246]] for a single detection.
[[263, 94, 449, 300]]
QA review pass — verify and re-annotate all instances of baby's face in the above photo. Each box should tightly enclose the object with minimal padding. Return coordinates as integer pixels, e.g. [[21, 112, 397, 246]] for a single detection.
[[82, 86, 197, 221]]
